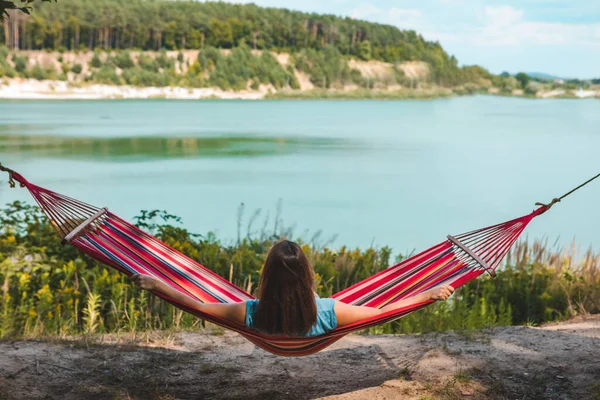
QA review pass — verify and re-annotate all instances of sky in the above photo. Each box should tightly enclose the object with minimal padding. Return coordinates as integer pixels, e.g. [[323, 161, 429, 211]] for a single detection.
[[218, 0, 600, 79]]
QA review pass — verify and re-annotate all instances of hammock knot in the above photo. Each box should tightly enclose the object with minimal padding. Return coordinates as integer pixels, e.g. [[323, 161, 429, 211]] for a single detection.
[[0, 163, 16, 188], [535, 197, 561, 213], [0, 163, 26, 189]]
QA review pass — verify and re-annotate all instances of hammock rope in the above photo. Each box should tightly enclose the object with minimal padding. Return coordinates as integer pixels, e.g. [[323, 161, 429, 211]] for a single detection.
[[1, 163, 597, 356], [534, 172, 600, 213]]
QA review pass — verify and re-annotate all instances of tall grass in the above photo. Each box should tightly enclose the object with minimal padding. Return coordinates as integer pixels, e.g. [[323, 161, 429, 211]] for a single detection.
[[0, 201, 598, 339]]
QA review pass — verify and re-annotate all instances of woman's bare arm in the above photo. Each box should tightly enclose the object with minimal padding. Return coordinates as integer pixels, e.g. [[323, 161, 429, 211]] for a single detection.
[[335, 285, 454, 327], [131, 274, 246, 325]]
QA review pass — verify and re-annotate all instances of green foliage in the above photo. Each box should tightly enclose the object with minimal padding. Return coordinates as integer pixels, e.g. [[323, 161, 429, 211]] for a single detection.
[[0, 44, 16, 77], [0, 44, 8, 60], [0, 1, 502, 91], [89, 65, 121, 85], [197, 45, 296, 90], [515, 72, 530, 89], [12, 53, 28, 73], [71, 63, 82, 74], [294, 46, 362, 89], [156, 50, 174, 70], [27, 63, 52, 80], [122, 67, 171, 87], [1, 201, 598, 339], [1, 0, 56, 18], [197, 46, 222, 71], [90, 52, 102, 68], [358, 40, 372, 61], [138, 53, 159, 72], [525, 81, 542, 95], [0, 0, 464, 71], [82, 292, 101, 334], [499, 76, 519, 92], [110, 51, 135, 69]]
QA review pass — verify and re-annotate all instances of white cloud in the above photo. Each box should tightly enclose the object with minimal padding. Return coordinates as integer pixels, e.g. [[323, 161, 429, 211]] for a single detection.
[[388, 8, 422, 19], [472, 5, 600, 46], [484, 6, 524, 26], [386, 8, 424, 30], [351, 3, 383, 19]]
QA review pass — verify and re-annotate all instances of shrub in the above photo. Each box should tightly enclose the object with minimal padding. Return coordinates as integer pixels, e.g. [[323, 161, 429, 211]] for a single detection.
[[294, 46, 358, 89], [197, 46, 221, 71], [286, 65, 300, 89], [112, 51, 135, 69], [90, 52, 103, 68], [515, 72, 530, 89], [525, 81, 543, 95], [90, 65, 122, 85], [12, 54, 28, 74], [139, 53, 159, 72], [0, 65, 16, 78], [122, 67, 171, 87], [358, 40, 372, 61], [29, 64, 48, 80], [71, 63, 83, 74], [156, 50, 174, 69], [0, 45, 8, 61]]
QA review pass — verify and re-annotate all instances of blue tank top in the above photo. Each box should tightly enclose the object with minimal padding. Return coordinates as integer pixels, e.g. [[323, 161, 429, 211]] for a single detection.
[[245, 298, 337, 337]]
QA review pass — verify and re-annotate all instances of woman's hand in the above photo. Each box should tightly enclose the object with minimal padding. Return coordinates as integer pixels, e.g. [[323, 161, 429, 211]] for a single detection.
[[427, 285, 455, 301], [131, 274, 159, 291]]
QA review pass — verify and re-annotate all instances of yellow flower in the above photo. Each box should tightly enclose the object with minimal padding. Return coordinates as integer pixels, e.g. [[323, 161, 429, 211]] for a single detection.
[[18, 273, 31, 287]]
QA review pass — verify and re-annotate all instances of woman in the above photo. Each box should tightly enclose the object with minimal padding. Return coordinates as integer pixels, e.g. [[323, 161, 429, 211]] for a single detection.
[[132, 240, 454, 337]]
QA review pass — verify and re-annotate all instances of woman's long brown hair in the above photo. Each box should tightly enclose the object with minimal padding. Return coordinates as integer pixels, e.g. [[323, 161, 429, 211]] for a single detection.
[[253, 240, 317, 336]]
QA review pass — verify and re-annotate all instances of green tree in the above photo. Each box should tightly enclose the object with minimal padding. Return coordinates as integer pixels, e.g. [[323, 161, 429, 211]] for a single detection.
[[208, 18, 234, 48], [515, 72, 530, 89], [357, 40, 371, 61]]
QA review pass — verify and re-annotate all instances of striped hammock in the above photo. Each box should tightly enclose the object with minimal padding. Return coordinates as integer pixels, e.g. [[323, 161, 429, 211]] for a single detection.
[[6, 170, 552, 356]]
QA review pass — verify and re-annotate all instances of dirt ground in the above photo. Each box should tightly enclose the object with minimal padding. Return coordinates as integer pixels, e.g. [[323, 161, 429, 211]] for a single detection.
[[0, 315, 599, 400]]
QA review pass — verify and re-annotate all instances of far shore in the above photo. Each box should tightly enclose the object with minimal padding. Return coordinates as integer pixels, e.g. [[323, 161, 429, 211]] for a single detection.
[[1, 78, 599, 100]]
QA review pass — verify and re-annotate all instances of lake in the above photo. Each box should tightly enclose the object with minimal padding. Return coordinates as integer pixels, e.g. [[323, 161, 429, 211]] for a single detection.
[[1, 97, 599, 253]]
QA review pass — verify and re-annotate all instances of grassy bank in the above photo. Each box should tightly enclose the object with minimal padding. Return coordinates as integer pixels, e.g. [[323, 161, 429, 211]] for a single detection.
[[1, 201, 598, 339], [266, 88, 455, 100]]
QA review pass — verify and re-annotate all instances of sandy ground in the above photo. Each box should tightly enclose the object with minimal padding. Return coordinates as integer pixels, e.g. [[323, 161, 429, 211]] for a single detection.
[[0, 78, 269, 100], [1, 78, 597, 100], [0, 315, 599, 400]]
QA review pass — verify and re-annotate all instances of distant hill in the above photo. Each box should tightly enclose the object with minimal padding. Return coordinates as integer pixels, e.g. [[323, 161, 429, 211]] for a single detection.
[[526, 72, 570, 81]]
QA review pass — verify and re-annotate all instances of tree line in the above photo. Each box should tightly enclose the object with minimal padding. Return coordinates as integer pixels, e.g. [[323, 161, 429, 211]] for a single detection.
[[0, 0, 488, 86]]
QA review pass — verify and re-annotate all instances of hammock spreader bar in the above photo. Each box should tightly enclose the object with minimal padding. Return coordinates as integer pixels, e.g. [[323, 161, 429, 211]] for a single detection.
[[62, 207, 109, 245], [447, 235, 496, 278], [1, 163, 597, 357]]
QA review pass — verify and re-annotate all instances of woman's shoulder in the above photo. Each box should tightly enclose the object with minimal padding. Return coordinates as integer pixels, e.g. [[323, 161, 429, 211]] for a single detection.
[[315, 297, 336, 310], [245, 299, 259, 311]]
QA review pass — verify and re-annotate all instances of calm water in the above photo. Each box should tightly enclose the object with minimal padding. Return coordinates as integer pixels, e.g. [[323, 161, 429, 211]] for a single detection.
[[1, 97, 599, 252]]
